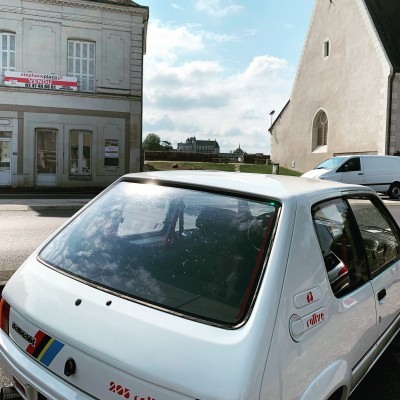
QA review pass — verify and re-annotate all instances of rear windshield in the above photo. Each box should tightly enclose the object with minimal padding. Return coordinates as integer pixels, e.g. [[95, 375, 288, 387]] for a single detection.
[[39, 181, 280, 327]]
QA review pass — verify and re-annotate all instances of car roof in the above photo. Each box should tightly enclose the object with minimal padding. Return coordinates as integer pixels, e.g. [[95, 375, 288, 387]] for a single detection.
[[334, 154, 398, 159], [121, 170, 373, 201]]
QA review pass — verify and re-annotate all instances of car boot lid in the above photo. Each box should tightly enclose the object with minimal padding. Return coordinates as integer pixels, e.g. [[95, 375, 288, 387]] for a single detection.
[[4, 257, 263, 400]]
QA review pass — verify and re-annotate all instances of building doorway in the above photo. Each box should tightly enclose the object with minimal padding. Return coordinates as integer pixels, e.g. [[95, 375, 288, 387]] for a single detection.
[[0, 138, 11, 185], [36, 129, 57, 186]]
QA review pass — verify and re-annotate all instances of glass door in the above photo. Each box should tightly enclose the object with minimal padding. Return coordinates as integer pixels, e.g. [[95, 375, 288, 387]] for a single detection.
[[36, 129, 57, 186], [0, 139, 11, 185]]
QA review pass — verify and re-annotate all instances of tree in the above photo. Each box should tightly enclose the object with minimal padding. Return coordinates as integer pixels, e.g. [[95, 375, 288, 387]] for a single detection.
[[143, 133, 162, 151], [161, 140, 173, 151]]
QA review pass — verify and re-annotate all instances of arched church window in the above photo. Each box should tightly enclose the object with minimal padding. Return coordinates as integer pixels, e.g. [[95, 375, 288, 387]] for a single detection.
[[315, 110, 328, 147]]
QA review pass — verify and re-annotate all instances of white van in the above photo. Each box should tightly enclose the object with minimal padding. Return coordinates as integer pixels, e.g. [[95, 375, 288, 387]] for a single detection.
[[302, 155, 400, 199]]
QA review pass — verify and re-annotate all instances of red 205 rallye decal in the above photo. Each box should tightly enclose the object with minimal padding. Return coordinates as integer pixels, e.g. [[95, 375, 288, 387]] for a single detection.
[[109, 381, 156, 400]]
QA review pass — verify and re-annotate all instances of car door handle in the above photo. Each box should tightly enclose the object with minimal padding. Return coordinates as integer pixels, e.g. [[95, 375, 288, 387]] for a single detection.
[[377, 288, 387, 302], [358, 172, 364, 175]]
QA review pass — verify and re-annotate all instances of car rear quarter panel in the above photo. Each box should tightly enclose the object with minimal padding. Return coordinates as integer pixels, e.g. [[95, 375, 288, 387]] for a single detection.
[[261, 193, 377, 399]]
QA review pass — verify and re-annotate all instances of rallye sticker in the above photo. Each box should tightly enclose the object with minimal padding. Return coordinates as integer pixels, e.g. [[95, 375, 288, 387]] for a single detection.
[[25, 330, 64, 367]]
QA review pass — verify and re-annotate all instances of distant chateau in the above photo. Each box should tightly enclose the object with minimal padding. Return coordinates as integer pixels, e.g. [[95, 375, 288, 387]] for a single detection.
[[177, 137, 220, 154]]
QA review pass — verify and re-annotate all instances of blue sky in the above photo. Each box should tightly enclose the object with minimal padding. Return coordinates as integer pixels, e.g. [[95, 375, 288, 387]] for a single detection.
[[140, 0, 315, 154]]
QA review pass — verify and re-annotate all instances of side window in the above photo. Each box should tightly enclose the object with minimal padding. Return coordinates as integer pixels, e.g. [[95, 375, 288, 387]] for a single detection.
[[348, 198, 400, 277], [337, 157, 360, 172], [312, 198, 368, 297]]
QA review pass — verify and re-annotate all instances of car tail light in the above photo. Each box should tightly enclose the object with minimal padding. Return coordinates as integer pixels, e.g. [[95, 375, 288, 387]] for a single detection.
[[13, 377, 27, 397], [0, 298, 10, 335], [338, 265, 348, 277]]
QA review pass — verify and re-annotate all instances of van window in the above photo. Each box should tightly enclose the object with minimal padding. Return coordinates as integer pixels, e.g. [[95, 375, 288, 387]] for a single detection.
[[348, 198, 400, 277], [314, 156, 347, 170], [38, 181, 280, 327], [312, 198, 369, 297], [337, 157, 360, 172]]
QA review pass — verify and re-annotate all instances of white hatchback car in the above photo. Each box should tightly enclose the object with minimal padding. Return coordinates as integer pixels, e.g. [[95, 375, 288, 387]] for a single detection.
[[0, 171, 400, 400]]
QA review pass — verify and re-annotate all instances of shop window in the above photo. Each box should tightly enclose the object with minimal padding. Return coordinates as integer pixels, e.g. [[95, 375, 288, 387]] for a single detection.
[[1, 32, 15, 77], [67, 40, 95, 92], [70, 131, 91, 176], [104, 139, 119, 167], [0, 140, 10, 169], [36, 129, 57, 174]]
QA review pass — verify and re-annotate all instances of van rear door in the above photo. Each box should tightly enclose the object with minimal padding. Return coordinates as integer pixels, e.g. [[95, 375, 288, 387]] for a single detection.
[[337, 157, 365, 185]]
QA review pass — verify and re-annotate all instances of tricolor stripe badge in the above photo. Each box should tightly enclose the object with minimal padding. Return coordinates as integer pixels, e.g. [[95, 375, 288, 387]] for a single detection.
[[26, 330, 64, 367]]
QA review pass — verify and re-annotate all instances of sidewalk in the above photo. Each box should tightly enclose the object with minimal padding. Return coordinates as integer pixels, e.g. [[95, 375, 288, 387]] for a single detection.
[[0, 187, 100, 211], [0, 198, 91, 211]]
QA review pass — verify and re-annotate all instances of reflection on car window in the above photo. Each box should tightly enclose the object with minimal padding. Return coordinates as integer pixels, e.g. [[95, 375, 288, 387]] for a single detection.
[[348, 198, 400, 276], [39, 181, 280, 326], [312, 198, 368, 297]]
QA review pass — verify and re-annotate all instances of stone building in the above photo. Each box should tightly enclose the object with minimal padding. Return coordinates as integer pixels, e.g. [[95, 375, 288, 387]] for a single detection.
[[0, 0, 148, 187], [270, 0, 400, 173], [177, 137, 220, 154]]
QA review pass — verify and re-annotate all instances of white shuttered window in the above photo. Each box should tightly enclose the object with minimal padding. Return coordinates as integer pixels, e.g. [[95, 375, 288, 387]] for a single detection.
[[68, 40, 95, 92], [1, 33, 15, 76]]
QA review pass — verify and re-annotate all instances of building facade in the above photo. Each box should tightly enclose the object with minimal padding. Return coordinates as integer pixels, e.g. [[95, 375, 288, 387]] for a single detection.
[[177, 138, 220, 154], [0, 0, 148, 187], [270, 0, 400, 173]]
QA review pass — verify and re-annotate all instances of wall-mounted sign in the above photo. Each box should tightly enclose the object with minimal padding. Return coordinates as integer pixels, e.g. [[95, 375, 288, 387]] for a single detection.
[[3, 72, 78, 91], [105, 139, 119, 167]]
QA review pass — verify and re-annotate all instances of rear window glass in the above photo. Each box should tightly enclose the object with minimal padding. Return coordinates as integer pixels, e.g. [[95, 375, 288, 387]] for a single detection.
[[39, 181, 280, 326]]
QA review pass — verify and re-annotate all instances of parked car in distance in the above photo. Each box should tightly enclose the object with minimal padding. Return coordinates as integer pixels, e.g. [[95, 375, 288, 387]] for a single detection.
[[302, 155, 400, 198], [0, 171, 400, 400]]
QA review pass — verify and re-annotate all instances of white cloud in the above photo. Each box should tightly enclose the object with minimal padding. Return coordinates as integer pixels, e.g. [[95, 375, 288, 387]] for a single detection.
[[143, 23, 294, 154], [146, 20, 204, 63], [243, 28, 258, 37], [203, 31, 238, 43], [195, 0, 244, 17], [241, 55, 290, 82], [171, 3, 184, 11]]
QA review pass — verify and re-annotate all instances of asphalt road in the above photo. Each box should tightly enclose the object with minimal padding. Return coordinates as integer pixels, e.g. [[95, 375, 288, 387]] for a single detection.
[[0, 209, 75, 284], [0, 205, 399, 397]]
